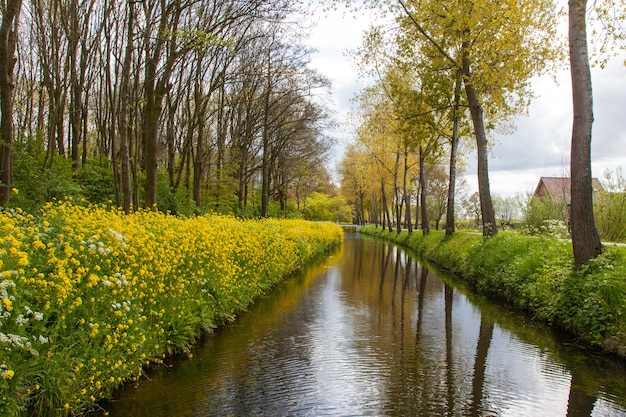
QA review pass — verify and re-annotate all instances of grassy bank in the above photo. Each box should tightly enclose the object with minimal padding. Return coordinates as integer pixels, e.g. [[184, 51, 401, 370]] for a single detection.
[[360, 225, 626, 358], [0, 201, 343, 416]]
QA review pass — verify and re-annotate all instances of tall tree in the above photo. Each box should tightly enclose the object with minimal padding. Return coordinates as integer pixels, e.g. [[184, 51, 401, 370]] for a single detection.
[[118, 0, 135, 213], [396, 0, 561, 236], [31, 0, 68, 170], [568, 0, 602, 266], [59, 0, 100, 170], [0, 0, 23, 205]]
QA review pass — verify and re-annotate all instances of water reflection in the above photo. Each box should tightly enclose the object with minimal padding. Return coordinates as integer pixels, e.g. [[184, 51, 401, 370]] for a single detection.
[[99, 233, 626, 417]]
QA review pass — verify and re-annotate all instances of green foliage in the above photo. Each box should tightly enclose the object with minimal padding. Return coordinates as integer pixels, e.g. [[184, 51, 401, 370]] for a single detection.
[[302, 192, 353, 222], [560, 246, 626, 348], [10, 141, 86, 211], [422, 231, 480, 274], [76, 160, 116, 205], [267, 201, 304, 219], [594, 168, 626, 243], [522, 195, 568, 233], [155, 172, 198, 217], [595, 191, 626, 243]]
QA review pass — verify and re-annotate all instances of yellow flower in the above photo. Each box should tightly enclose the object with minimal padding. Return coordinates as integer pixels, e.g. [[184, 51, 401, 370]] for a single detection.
[[1, 298, 12, 312]]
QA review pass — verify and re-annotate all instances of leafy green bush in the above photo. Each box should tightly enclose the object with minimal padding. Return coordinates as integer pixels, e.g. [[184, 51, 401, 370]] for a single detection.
[[559, 246, 626, 347], [522, 195, 568, 233], [76, 160, 116, 205], [11, 145, 85, 211], [302, 192, 352, 222]]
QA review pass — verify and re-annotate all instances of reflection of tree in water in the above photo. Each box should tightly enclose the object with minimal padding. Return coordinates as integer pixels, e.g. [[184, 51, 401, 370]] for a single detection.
[[379, 243, 393, 301], [445, 284, 454, 416], [469, 316, 494, 417], [567, 373, 597, 417], [415, 263, 428, 341]]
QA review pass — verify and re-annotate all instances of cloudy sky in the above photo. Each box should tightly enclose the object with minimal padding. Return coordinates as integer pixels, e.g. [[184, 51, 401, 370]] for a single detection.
[[304, 4, 626, 197]]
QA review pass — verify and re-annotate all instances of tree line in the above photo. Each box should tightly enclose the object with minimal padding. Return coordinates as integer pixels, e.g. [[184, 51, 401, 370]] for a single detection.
[[0, 0, 335, 217], [337, 0, 625, 266]]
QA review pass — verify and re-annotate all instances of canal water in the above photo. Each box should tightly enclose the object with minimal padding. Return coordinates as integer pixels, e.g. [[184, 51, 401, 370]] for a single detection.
[[98, 232, 626, 416]]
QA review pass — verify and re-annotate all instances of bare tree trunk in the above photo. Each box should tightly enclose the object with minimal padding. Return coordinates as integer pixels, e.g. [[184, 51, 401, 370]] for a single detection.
[[118, 1, 135, 214], [142, 1, 183, 209], [415, 185, 420, 230], [393, 150, 401, 233], [462, 32, 497, 237], [261, 50, 272, 217], [0, 0, 23, 205], [381, 181, 392, 232], [419, 146, 430, 236], [403, 146, 413, 233], [568, 0, 601, 266], [372, 194, 379, 227], [445, 71, 462, 236]]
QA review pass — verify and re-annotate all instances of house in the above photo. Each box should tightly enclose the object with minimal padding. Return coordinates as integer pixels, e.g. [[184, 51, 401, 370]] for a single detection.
[[533, 176, 605, 223], [534, 177, 605, 205]]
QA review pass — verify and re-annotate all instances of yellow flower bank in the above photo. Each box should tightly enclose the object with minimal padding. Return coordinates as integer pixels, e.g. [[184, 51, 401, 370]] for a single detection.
[[0, 201, 343, 416]]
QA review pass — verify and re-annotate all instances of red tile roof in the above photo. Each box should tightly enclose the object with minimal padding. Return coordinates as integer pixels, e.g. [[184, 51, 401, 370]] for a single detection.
[[534, 177, 604, 205]]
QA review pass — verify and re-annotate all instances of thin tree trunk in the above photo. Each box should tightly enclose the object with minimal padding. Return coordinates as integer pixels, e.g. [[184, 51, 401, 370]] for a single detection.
[[261, 51, 272, 217], [0, 0, 23, 205], [394, 150, 401, 233], [419, 146, 430, 236], [446, 71, 462, 236], [568, 0, 601, 266], [415, 185, 420, 230], [381, 181, 392, 232], [118, 1, 135, 214], [403, 147, 413, 233], [370, 195, 374, 225]]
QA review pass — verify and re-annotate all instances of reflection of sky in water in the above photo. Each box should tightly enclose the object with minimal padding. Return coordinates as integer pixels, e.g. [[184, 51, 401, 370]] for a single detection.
[[307, 266, 387, 416], [483, 329, 572, 417], [100, 235, 626, 417]]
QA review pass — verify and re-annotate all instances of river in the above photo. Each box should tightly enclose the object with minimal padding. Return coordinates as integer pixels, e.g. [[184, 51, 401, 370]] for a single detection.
[[97, 232, 626, 416]]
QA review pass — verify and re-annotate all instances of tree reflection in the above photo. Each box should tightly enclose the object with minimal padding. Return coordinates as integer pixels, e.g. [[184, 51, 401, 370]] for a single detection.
[[445, 284, 454, 416], [566, 372, 597, 417], [470, 316, 494, 416], [415, 264, 428, 341]]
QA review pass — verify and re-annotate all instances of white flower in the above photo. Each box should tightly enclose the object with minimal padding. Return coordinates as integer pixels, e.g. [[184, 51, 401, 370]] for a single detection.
[[109, 229, 127, 247], [0, 332, 30, 349]]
